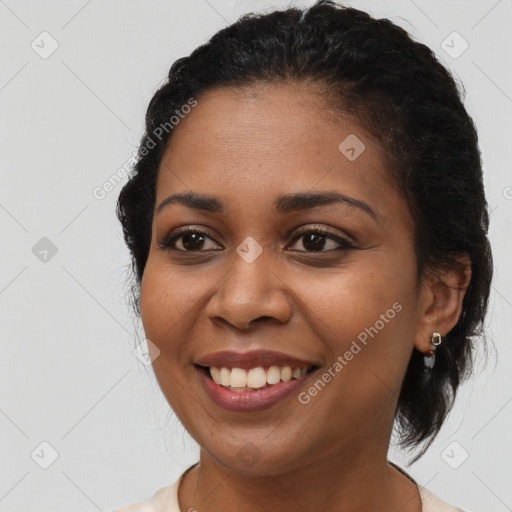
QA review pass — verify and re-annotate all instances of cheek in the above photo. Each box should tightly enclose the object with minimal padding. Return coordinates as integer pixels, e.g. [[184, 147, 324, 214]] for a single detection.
[[139, 260, 212, 367], [139, 263, 183, 345], [302, 254, 416, 376], [139, 264, 197, 413], [294, 263, 416, 438]]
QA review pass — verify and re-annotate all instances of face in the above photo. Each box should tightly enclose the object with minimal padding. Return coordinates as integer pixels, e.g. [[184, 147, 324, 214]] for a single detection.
[[139, 82, 424, 475]]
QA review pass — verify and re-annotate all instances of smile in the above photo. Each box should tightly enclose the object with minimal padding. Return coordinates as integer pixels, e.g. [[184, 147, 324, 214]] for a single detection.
[[195, 364, 319, 412], [207, 365, 314, 391]]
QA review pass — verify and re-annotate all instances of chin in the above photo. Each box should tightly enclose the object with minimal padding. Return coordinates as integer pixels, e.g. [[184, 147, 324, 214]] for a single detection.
[[202, 439, 312, 477]]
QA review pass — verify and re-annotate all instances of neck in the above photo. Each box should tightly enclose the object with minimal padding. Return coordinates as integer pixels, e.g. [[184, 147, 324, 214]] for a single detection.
[[178, 445, 422, 512]]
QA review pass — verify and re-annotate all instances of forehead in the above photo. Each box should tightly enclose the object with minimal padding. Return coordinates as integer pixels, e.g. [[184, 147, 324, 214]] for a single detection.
[[155, 83, 404, 224]]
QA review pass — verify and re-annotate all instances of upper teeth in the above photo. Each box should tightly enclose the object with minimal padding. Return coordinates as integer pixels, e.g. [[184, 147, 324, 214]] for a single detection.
[[209, 366, 310, 388]]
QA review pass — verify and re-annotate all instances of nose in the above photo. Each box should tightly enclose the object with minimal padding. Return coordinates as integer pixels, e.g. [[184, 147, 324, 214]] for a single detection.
[[204, 248, 293, 330]]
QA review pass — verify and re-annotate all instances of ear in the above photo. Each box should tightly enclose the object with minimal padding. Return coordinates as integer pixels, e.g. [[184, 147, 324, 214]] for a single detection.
[[414, 253, 472, 354]]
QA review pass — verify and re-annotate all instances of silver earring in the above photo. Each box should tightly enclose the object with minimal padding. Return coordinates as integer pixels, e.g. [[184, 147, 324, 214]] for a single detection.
[[423, 331, 442, 373]]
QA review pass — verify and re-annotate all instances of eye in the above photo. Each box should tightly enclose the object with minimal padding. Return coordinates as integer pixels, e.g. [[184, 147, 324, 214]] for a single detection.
[[288, 227, 354, 253], [157, 227, 220, 252], [157, 225, 354, 254]]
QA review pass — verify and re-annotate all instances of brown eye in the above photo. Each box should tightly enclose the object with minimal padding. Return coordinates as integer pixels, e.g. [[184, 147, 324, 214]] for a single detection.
[[288, 228, 353, 253], [157, 228, 220, 252], [157, 226, 354, 254]]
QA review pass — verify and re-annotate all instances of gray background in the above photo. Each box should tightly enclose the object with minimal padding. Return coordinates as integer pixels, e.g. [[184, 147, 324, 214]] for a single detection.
[[1, 0, 510, 510]]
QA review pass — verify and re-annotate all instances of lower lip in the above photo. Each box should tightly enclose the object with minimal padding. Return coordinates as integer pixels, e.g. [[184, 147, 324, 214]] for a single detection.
[[196, 366, 317, 412]]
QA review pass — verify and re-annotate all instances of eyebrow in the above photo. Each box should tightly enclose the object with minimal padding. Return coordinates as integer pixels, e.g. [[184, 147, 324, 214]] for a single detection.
[[155, 191, 377, 220]]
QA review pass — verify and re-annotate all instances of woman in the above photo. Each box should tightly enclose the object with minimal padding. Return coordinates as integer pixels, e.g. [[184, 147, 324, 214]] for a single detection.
[[114, 1, 492, 510]]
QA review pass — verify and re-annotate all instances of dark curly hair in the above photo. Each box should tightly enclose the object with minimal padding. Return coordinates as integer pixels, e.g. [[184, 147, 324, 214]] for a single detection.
[[116, 0, 493, 463]]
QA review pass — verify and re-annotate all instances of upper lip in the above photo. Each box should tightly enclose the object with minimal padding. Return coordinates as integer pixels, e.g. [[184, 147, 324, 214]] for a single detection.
[[195, 350, 319, 369]]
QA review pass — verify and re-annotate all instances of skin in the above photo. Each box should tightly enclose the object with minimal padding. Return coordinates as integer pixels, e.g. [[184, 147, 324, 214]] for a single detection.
[[139, 82, 471, 512]]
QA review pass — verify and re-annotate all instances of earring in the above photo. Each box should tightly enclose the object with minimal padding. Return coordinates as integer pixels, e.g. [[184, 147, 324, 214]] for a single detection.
[[423, 331, 442, 373]]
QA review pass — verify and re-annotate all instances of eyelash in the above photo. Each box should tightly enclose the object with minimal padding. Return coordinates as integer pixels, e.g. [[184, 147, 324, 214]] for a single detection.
[[157, 225, 355, 254]]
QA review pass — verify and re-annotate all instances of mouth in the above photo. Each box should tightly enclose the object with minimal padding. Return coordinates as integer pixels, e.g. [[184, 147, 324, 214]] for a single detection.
[[195, 364, 320, 392], [195, 363, 321, 412]]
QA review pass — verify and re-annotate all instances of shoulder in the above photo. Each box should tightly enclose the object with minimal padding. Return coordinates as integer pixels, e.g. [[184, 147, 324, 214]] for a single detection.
[[418, 484, 466, 512], [112, 462, 198, 512], [112, 479, 180, 512]]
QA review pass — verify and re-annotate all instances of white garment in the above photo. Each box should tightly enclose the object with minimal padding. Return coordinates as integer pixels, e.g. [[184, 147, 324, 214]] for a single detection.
[[113, 464, 465, 512]]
